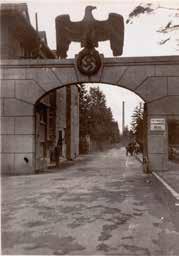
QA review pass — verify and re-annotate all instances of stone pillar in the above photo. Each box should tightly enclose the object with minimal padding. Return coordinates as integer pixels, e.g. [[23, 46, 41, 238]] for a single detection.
[[66, 86, 72, 160], [147, 115, 168, 171], [65, 85, 79, 160], [1, 79, 35, 174], [0, 68, 45, 175], [70, 85, 79, 158]]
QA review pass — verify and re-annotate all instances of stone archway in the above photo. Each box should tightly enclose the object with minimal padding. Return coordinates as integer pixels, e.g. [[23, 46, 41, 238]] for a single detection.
[[1, 56, 179, 174]]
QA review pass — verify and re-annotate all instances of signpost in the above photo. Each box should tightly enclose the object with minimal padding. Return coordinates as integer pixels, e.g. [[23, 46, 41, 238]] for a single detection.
[[150, 118, 166, 131]]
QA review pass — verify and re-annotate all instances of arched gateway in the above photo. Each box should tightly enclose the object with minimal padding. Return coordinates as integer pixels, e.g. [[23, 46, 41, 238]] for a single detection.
[[1, 55, 179, 174]]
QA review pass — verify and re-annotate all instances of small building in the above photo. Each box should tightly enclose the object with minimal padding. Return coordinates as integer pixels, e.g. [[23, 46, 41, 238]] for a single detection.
[[0, 3, 79, 174], [35, 86, 80, 171]]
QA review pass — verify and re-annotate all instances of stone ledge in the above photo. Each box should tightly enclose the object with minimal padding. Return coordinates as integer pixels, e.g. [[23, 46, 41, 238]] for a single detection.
[[1, 55, 179, 68]]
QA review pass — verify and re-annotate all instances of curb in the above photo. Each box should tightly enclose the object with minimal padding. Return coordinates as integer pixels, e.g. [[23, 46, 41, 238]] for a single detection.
[[134, 153, 179, 229], [151, 171, 179, 230], [152, 172, 179, 202]]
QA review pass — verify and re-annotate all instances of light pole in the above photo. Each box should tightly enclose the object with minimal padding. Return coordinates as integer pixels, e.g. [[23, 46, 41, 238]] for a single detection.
[[122, 101, 125, 134]]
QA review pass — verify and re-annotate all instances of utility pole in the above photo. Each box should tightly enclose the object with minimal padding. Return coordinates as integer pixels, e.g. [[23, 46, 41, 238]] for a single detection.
[[122, 101, 125, 134], [35, 13, 38, 32]]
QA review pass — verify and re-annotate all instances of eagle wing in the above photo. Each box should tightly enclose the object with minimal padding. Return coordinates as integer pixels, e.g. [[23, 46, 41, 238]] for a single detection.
[[55, 15, 84, 58], [94, 13, 124, 56]]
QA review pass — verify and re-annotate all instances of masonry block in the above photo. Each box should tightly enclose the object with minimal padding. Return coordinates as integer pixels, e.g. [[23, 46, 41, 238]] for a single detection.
[[0, 98, 4, 116], [136, 77, 167, 102], [1, 68, 26, 79], [15, 80, 45, 104], [1, 153, 14, 175], [15, 116, 34, 135], [1, 134, 34, 153], [119, 65, 155, 91], [14, 153, 34, 174], [101, 66, 127, 85], [156, 65, 179, 76], [168, 77, 179, 96], [4, 98, 33, 116], [148, 96, 179, 115], [1, 80, 15, 98], [54, 67, 78, 86], [26, 68, 60, 91], [148, 134, 167, 154], [1, 117, 15, 134], [148, 154, 168, 171]]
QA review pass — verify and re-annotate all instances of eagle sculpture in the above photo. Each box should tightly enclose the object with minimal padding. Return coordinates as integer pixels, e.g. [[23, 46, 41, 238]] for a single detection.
[[56, 6, 124, 58]]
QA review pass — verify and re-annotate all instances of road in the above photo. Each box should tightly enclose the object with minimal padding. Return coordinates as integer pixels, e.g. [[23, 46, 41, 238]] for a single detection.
[[1, 147, 179, 255]]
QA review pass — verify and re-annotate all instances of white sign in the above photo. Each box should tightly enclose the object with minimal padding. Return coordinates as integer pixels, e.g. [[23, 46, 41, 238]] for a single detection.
[[150, 118, 165, 131]]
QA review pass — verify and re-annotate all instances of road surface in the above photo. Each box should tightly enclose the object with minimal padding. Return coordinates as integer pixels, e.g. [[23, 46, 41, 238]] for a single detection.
[[1, 147, 179, 255]]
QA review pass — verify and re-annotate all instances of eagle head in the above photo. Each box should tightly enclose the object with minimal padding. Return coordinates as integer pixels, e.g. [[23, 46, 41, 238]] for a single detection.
[[84, 6, 96, 19], [86, 6, 96, 12]]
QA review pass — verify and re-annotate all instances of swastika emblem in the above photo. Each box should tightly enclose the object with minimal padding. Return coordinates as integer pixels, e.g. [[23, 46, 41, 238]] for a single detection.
[[77, 48, 101, 76]]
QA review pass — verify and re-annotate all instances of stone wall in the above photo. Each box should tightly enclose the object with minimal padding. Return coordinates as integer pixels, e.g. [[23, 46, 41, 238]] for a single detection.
[[1, 79, 35, 174]]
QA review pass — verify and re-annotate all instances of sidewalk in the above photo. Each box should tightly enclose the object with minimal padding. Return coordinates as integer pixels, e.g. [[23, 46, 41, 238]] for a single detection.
[[152, 160, 179, 200], [135, 154, 178, 193], [135, 153, 179, 229], [154, 170, 179, 195], [152, 169, 179, 230]]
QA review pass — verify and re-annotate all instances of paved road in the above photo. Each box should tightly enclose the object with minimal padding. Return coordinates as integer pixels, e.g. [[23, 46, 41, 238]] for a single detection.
[[2, 147, 179, 255]]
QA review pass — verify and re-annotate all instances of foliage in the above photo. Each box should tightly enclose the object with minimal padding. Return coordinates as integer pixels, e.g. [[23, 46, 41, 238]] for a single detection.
[[130, 103, 144, 144], [79, 84, 120, 151], [79, 83, 91, 137], [126, 4, 153, 23], [168, 120, 179, 144], [127, 3, 179, 49]]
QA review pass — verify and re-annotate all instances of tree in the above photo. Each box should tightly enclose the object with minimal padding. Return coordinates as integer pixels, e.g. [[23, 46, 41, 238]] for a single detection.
[[88, 87, 112, 143], [88, 86, 120, 147], [168, 120, 179, 145], [127, 3, 179, 49], [126, 3, 153, 23], [131, 103, 144, 145], [79, 83, 91, 137], [110, 121, 120, 143], [79, 85, 120, 152]]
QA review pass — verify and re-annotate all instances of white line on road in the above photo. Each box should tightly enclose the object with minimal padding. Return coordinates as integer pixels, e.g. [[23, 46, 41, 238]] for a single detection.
[[153, 172, 179, 201]]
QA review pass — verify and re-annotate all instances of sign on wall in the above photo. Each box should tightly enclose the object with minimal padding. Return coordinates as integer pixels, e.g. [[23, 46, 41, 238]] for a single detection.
[[150, 118, 166, 131]]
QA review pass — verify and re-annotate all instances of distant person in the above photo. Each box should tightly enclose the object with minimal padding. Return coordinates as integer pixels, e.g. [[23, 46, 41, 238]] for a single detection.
[[54, 145, 61, 168], [134, 142, 140, 154], [126, 143, 134, 156], [55, 133, 63, 167]]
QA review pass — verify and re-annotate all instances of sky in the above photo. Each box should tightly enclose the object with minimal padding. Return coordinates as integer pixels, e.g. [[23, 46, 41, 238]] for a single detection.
[[3, 0, 179, 131]]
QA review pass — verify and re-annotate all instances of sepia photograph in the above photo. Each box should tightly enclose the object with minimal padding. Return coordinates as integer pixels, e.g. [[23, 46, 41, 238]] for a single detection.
[[1, 0, 179, 255]]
